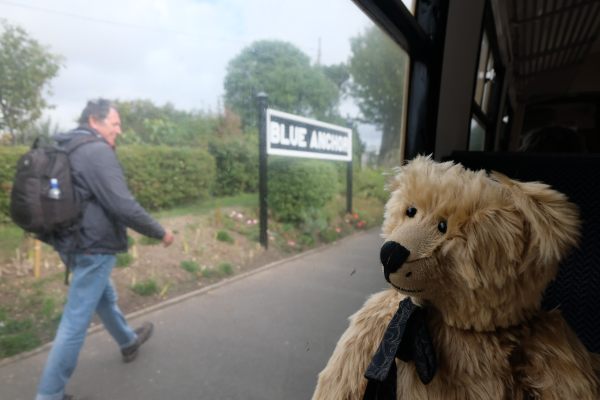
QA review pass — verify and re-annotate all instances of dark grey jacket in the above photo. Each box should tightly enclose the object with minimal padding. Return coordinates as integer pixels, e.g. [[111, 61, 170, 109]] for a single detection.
[[47, 127, 165, 254]]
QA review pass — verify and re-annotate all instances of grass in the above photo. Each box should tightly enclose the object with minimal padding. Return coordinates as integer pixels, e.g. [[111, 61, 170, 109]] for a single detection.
[[0, 275, 65, 358], [116, 253, 133, 268], [154, 193, 257, 219], [131, 279, 159, 296], [222, 210, 260, 241], [201, 262, 234, 279], [139, 236, 161, 245], [0, 329, 41, 358], [0, 224, 25, 262]]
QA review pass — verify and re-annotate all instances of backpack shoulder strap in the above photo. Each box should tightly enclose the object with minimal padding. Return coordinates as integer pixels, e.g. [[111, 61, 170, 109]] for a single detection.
[[62, 134, 102, 155]]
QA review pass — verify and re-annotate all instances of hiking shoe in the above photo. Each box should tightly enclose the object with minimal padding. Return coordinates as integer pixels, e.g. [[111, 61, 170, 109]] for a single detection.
[[121, 322, 154, 363]]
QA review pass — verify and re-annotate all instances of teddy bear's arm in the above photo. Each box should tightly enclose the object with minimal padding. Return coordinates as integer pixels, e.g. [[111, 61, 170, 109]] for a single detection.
[[312, 289, 403, 400], [518, 312, 600, 400]]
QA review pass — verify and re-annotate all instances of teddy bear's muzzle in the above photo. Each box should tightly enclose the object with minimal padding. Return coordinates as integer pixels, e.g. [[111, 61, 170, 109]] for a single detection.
[[380, 241, 410, 283]]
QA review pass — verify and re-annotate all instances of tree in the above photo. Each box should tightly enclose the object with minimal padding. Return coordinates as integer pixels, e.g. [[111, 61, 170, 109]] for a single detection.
[[320, 63, 350, 91], [223, 40, 341, 129], [348, 27, 408, 165], [114, 99, 218, 146], [0, 20, 62, 144]]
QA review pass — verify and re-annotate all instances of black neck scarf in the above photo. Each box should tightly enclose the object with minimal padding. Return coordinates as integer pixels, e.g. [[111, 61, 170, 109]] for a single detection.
[[362, 297, 437, 400]]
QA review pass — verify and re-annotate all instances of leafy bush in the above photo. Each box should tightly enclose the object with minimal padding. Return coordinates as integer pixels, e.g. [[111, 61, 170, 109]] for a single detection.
[[131, 279, 159, 296], [355, 167, 388, 204], [208, 136, 258, 196], [180, 260, 199, 274], [0, 146, 27, 223], [0, 145, 216, 220], [320, 227, 340, 243], [201, 268, 218, 279], [118, 145, 215, 210], [216, 230, 234, 244], [268, 158, 338, 223], [217, 262, 234, 276]]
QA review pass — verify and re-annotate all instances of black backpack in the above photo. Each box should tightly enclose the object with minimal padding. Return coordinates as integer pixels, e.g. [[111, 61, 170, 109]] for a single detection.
[[10, 135, 99, 235]]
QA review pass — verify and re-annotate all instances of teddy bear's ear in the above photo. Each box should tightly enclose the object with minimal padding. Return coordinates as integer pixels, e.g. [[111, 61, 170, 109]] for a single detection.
[[386, 155, 453, 192], [491, 172, 581, 266]]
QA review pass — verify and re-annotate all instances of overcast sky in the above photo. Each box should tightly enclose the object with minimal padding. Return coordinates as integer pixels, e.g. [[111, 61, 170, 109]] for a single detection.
[[0, 0, 412, 150]]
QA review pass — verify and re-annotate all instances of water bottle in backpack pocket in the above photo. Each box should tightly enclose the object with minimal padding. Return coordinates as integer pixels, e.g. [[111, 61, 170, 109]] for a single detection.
[[48, 178, 61, 199], [39, 176, 75, 232]]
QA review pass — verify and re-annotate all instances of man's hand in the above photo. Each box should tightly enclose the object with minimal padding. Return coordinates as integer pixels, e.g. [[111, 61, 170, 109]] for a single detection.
[[162, 229, 174, 247]]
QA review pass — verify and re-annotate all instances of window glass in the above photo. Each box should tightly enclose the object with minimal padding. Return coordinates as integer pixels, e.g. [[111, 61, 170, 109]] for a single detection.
[[0, 2, 415, 395], [347, 26, 410, 167], [469, 118, 486, 151], [1, 0, 410, 167]]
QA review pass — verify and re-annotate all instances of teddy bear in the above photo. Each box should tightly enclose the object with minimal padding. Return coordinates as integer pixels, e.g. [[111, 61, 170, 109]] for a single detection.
[[312, 156, 600, 400]]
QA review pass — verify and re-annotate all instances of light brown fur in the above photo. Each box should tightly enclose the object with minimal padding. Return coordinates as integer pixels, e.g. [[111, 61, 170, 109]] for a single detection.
[[313, 156, 600, 400]]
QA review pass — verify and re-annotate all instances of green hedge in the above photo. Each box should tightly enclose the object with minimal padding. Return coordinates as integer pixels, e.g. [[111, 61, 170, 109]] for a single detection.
[[354, 167, 388, 204], [0, 145, 216, 219], [208, 137, 258, 196], [118, 146, 215, 210], [0, 147, 27, 223], [268, 158, 338, 223]]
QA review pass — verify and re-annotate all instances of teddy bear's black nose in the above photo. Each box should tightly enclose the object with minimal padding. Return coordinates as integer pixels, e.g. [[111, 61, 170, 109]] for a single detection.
[[380, 241, 410, 282]]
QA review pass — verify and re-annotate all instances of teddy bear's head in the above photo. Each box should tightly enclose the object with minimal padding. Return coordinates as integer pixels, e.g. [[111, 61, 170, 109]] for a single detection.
[[381, 156, 580, 331]]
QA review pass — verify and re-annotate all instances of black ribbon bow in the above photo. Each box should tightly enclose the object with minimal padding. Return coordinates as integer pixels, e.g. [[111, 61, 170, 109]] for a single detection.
[[362, 297, 437, 400]]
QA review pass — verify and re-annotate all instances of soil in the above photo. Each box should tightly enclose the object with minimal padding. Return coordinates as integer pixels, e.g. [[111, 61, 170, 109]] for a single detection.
[[0, 207, 290, 322], [0, 200, 380, 358], [112, 212, 284, 313]]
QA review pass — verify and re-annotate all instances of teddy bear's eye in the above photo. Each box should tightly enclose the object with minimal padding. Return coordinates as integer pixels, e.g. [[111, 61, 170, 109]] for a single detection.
[[438, 220, 448, 234], [406, 207, 417, 218]]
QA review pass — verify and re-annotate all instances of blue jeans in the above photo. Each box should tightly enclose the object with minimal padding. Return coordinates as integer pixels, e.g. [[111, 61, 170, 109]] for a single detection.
[[36, 254, 137, 400]]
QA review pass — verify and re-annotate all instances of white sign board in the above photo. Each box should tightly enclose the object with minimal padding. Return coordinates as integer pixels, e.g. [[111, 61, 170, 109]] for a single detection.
[[266, 108, 352, 161]]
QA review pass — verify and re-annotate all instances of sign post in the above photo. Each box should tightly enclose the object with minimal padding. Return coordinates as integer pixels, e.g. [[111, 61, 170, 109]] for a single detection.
[[257, 92, 269, 249], [346, 121, 353, 214], [256, 100, 353, 249]]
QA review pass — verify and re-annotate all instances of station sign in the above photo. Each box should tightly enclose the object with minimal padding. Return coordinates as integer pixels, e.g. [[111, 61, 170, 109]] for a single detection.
[[266, 108, 352, 161]]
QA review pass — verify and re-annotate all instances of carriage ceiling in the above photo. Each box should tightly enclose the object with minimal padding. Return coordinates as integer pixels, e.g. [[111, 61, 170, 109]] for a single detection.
[[493, 0, 600, 103]]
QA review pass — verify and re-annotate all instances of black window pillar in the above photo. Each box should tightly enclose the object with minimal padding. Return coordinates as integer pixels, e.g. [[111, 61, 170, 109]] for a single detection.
[[405, 0, 448, 160]]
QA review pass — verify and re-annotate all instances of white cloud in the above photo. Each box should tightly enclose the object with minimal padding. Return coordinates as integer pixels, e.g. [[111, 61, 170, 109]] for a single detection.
[[1, 0, 389, 148]]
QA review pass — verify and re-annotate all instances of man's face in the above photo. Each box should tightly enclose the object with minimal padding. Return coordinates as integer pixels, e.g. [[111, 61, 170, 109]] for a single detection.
[[89, 108, 122, 147]]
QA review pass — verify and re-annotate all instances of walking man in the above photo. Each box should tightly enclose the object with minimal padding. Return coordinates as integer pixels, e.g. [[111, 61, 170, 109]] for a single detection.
[[36, 99, 174, 400]]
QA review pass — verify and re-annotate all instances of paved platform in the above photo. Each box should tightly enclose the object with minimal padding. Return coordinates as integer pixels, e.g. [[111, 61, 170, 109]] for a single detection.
[[0, 229, 386, 400]]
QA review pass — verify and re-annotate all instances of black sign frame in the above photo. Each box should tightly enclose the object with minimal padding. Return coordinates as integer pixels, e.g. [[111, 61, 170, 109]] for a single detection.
[[256, 95, 353, 249]]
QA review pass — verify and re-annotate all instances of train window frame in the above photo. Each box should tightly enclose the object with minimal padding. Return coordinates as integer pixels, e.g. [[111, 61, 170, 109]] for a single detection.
[[469, 1, 505, 152]]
